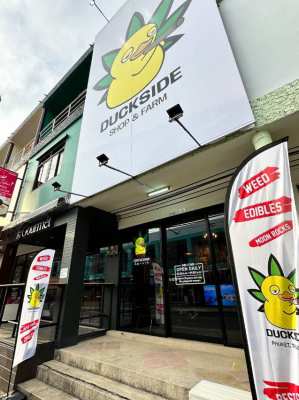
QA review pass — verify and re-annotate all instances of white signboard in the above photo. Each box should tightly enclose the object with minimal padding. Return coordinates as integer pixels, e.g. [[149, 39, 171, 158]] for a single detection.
[[71, 0, 254, 198], [226, 139, 299, 399], [13, 249, 55, 368]]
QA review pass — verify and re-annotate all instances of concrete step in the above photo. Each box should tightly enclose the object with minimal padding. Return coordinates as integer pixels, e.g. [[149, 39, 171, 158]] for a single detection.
[[0, 364, 12, 381], [106, 331, 244, 359], [0, 343, 13, 360], [0, 353, 12, 369], [55, 347, 186, 400], [18, 379, 79, 400], [37, 360, 167, 400], [190, 380, 252, 400]]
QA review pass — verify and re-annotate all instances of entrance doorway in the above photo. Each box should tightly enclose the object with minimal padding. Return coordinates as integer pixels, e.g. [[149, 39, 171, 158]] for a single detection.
[[118, 209, 242, 347]]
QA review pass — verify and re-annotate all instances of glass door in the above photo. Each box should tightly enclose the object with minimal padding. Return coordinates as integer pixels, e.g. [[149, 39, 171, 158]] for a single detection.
[[209, 214, 243, 346], [79, 247, 110, 335], [119, 227, 165, 336], [166, 219, 223, 342]]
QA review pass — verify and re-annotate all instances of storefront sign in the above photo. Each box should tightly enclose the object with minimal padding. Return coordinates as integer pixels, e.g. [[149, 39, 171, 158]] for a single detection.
[[0, 167, 18, 216], [16, 217, 52, 240], [71, 0, 254, 200], [226, 138, 299, 400], [133, 235, 151, 265], [133, 257, 151, 266], [174, 263, 205, 285], [13, 249, 55, 367]]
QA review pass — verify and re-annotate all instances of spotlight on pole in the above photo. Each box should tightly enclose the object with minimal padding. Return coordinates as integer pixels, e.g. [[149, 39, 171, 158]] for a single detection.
[[52, 181, 61, 192], [167, 104, 201, 147], [52, 182, 87, 198], [96, 154, 153, 189]]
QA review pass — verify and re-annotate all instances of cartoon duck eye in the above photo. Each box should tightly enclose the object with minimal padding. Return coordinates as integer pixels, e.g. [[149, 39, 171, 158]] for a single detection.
[[121, 47, 134, 63], [288, 285, 295, 294], [270, 285, 280, 295]]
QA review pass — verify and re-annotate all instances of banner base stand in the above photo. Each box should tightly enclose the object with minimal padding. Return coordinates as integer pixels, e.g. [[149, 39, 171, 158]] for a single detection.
[[5, 391, 25, 400]]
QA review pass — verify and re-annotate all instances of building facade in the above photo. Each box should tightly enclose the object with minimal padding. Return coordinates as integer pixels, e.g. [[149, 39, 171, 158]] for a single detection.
[[0, 1, 299, 381]]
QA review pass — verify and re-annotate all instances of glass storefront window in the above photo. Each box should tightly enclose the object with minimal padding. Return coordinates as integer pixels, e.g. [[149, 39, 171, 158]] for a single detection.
[[79, 246, 118, 335]]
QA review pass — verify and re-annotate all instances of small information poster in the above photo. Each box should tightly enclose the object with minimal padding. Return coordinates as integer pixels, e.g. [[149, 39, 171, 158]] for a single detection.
[[174, 263, 205, 285], [133, 257, 151, 266]]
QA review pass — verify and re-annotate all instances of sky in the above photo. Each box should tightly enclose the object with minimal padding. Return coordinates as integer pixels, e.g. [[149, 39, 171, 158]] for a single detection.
[[0, 0, 126, 145]]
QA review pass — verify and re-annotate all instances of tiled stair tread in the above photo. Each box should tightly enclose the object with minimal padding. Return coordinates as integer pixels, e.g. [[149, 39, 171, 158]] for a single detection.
[[18, 379, 79, 400], [39, 360, 168, 400]]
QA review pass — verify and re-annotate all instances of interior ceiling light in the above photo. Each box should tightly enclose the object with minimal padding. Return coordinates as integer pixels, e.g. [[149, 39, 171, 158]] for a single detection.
[[147, 186, 170, 198]]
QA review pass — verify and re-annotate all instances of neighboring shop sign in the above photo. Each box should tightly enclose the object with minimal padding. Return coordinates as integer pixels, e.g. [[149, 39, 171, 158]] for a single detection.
[[0, 167, 18, 216], [13, 249, 55, 367], [226, 138, 299, 400], [174, 263, 205, 285], [16, 217, 52, 240], [71, 0, 254, 200]]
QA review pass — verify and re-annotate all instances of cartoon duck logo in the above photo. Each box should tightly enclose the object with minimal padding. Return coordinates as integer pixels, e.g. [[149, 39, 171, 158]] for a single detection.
[[135, 236, 147, 257], [248, 255, 299, 330], [93, 0, 192, 109], [28, 284, 45, 309]]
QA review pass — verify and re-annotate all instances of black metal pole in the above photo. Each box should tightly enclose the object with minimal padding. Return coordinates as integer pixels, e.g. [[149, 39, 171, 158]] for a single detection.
[[6, 326, 18, 399], [105, 165, 153, 189], [55, 188, 87, 198], [6, 288, 25, 399], [175, 119, 201, 147]]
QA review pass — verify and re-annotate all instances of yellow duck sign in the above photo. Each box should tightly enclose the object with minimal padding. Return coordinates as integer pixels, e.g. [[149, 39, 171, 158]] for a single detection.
[[27, 284, 46, 310], [135, 236, 147, 257], [248, 255, 299, 331], [93, 0, 192, 109]]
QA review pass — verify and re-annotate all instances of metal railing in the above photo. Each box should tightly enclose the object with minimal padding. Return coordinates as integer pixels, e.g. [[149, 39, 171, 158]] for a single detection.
[[0, 283, 65, 341], [38, 89, 87, 143], [79, 282, 114, 334], [4, 90, 87, 171]]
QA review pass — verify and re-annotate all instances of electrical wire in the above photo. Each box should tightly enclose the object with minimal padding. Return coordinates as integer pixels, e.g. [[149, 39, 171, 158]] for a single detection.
[[89, 0, 110, 23]]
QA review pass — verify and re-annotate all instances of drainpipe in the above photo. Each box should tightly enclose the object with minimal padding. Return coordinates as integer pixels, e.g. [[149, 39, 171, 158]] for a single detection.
[[252, 130, 272, 150], [3, 141, 14, 168], [33, 107, 46, 146]]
